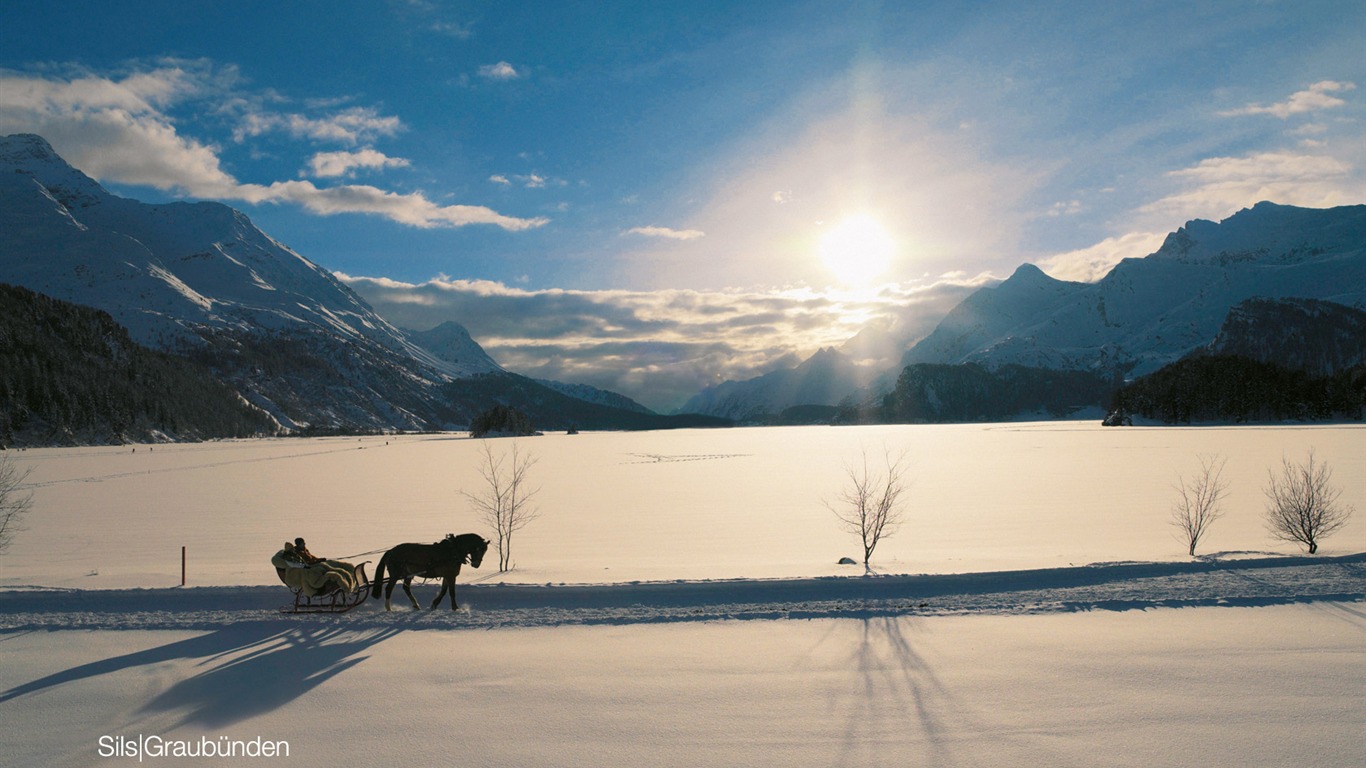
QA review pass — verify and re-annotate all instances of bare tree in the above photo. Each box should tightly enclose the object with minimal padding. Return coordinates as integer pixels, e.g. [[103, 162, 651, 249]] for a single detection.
[[0, 454, 33, 555], [826, 447, 909, 569], [1263, 448, 1353, 555], [462, 440, 540, 572], [1170, 453, 1229, 557]]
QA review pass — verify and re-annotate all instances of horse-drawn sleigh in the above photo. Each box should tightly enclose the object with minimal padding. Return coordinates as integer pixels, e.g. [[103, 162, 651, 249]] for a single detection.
[[271, 533, 489, 614]]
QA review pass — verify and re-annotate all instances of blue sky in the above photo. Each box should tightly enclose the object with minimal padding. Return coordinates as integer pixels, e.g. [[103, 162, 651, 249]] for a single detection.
[[3, 1, 1363, 410]]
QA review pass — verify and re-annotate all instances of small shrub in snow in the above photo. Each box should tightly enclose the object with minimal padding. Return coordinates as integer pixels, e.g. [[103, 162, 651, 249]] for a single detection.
[[1263, 449, 1353, 555]]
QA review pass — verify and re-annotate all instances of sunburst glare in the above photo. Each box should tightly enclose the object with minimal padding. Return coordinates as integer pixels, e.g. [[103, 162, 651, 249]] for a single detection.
[[817, 214, 897, 287]]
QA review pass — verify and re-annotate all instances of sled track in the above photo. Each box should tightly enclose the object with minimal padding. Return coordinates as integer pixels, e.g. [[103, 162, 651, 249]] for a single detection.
[[2, 554, 1363, 632]]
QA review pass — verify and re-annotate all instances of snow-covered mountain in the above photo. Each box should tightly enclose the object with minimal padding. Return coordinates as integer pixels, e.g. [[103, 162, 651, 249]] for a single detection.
[[680, 347, 879, 421], [401, 321, 654, 414], [533, 379, 654, 414], [401, 321, 503, 375], [0, 134, 449, 365], [0, 133, 649, 433], [904, 202, 1366, 377]]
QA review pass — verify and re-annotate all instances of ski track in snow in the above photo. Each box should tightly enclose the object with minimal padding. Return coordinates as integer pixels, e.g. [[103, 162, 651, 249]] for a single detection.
[[3, 553, 1362, 633]]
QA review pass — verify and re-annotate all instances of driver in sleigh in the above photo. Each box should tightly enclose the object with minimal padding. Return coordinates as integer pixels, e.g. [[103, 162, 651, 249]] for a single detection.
[[271, 539, 359, 596]]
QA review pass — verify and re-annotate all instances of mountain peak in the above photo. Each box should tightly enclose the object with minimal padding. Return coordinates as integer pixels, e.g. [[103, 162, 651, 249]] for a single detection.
[[1, 133, 108, 206], [1006, 263, 1049, 282], [0, 133, 60, 163]]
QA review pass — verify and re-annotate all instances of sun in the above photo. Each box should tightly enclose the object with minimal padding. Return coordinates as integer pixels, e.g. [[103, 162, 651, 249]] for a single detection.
[[817, 214, 896, 287]]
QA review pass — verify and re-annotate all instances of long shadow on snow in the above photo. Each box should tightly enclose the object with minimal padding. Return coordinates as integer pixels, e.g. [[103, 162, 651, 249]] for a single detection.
[[0, 621, 401, 728]]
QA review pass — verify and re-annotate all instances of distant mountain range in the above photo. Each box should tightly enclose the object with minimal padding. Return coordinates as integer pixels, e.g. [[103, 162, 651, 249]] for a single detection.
[[685, 201, 1366, 421], [0, 133, 708, 440], [5, 132, 1362, 436]]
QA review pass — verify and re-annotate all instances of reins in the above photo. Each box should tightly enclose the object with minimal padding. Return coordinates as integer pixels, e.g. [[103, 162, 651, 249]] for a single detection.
[[336, 547, 388, 560]]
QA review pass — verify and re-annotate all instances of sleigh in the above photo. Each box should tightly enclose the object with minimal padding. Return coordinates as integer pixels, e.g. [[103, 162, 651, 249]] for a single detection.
[[273, 559, 372, 614]]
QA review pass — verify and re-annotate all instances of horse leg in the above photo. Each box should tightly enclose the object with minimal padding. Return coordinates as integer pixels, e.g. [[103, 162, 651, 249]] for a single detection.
[[401, 576, 420, 610], [382, 578, 397, 611], [430, 578, 448, 610], [441, 576, 458, 610]]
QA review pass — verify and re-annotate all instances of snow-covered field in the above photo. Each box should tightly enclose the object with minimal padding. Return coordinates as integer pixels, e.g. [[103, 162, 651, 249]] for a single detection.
[[2, 423, 1364, 766]]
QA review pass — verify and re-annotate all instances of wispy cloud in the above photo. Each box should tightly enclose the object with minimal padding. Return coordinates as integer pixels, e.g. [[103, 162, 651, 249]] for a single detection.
[[306, 148, 411, 178], [626, 225, 706, 240], [1221, 81, 1356, 119], [478, 61, 521, 80], [233, 105, 403, 145], [0, 65, 546, 231], [1139, 150, 1357, 225], [1036, 231, 1167, 283], [491, 172, 564, 189], [236, 181, 548, 229], [338, 273, 985, 410]]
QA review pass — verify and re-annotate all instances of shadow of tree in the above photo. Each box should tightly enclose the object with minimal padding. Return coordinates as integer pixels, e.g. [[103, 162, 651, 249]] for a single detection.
[[839, 616, 960, 765], [1, 621, 401, 728]]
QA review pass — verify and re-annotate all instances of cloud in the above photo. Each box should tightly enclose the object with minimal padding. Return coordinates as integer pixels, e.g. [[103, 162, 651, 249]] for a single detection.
[[238, 180, 549, 229], [1045, 199, 1083, 217], [339, 273, 985, 411], [233, 106, 404, 145], [0, 65, 546, 231], [1221, 81, 1356, 119], [1036, 231, 1167, 283], [1139, 150, 1357, 225], [306, 148, 411, 178], [491, 172, 565, 189], [478, 61, 521, 80], [626, 226, 706, 240]]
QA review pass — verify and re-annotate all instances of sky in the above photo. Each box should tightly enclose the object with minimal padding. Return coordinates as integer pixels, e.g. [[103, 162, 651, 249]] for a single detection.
[[2, 1, 1364, 411]]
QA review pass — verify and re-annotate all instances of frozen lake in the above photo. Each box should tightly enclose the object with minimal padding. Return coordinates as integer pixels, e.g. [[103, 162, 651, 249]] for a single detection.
[[3, 422, 1363, 589]]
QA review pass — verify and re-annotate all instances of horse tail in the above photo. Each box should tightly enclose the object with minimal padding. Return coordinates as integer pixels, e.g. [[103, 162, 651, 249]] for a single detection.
[[370, 550, 390, 598]]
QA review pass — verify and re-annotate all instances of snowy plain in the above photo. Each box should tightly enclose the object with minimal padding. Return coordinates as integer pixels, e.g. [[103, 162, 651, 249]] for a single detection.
[[2, 422, 1364, 767]]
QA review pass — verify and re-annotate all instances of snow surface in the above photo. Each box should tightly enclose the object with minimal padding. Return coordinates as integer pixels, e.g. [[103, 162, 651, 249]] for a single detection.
[[2, 423, 1363, 766]]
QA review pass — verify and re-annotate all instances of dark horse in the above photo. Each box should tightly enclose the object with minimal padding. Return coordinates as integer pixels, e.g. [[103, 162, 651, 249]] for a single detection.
[[371, 533, 489, 610]]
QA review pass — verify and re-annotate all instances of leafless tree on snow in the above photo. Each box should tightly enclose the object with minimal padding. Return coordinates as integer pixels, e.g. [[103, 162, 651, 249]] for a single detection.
[[462, 440, 540, 572], [827, 447, 910, 570], [0, 454, 33, 555], [1171, 453, 1229, 557], [1263, 448, 1353, 555]]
